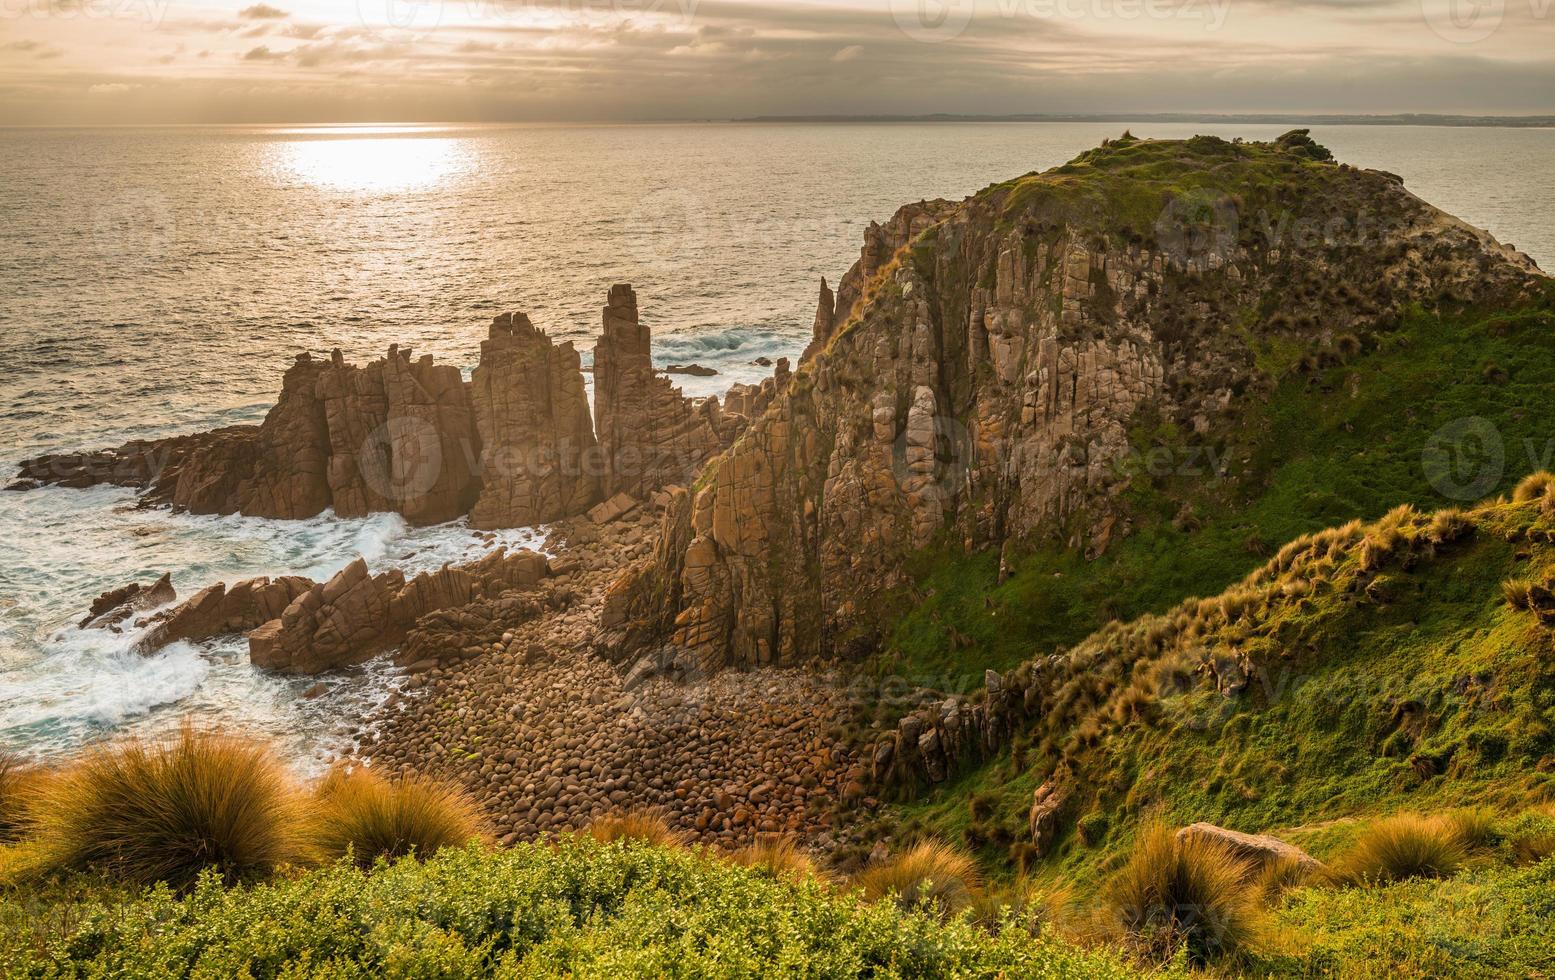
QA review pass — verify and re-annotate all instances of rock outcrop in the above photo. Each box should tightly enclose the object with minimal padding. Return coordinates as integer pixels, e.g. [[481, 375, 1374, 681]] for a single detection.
[[80, 574, 176, 630], [1175, 823, 1324, 872], [137, 575, 314, 652], [592, 285, 727, 500], [604, 133, 1548, 679], [469, 313, 601, 529], [249, 549, 550, 674], [316, 346, 480, 525], [15, 296, 724, 530], [801, 202, 958, 363]]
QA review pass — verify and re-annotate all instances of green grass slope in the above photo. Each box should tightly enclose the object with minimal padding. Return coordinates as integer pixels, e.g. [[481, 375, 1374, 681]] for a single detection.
[[882, 300, 1555, 689], [897, 475, 1555, 889]]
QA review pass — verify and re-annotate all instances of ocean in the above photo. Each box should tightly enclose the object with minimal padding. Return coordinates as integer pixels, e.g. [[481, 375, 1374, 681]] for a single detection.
[[2, 121, 1552, 765]]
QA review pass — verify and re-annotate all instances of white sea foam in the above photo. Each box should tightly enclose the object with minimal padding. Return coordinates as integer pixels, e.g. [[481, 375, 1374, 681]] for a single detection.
[[0, 477, 544, 766]]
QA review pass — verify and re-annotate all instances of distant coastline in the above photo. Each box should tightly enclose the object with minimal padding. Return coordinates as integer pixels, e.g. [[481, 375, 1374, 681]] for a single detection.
[[734, 112, 1555, 128]]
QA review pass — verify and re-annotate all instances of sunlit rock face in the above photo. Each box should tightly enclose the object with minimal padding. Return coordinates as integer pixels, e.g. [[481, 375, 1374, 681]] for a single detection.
[[469, 312, 601, 529], [592, 284, 727, 501], [603, 133, 1548, 679]]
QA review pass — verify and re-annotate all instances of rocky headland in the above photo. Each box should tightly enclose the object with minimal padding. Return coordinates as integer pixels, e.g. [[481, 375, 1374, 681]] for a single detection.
[[18, 132, 1555, 860]]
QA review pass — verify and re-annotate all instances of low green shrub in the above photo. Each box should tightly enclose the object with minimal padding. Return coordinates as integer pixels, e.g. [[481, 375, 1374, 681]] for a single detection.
[[0, 840, 1162, 978]]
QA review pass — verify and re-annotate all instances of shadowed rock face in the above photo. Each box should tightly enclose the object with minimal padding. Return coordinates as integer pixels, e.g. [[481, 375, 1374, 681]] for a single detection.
[[592, 284, 727, 501], [604, 134, 1549, 679], [469, 313, 601, 529], [318, 346, 481, 525]]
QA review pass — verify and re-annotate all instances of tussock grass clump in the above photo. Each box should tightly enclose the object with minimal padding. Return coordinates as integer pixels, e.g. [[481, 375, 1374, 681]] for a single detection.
[[854, 839, 982, 917], [587, 810, 688, 848], [1103, 821, 1261, 965], [1442, 807, 1501, 853], [972, 875, 1071, 933], [0, 751, 43, 845], [1498, 807, 1555, 865], [731, 835, 824, 881], [23, 728, 302, 888], [1331, 813, 1466, 885], [1254, 853, 1318, 905], [1512, 471, 1555, 504], [1504, 578, 1536, 610], [309, 767, 482, 868]]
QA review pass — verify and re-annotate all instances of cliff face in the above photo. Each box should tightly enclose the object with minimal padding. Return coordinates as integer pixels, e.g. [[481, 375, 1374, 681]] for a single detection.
[[606, 133, 1547, 678], [470, 313, 601, 529]]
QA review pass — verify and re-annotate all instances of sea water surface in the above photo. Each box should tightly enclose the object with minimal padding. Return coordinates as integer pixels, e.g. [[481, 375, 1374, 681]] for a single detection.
[[2, 122, 1552, 764]]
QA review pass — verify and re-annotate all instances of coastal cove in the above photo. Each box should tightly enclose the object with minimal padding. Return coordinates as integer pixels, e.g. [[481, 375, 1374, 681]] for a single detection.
[[2, 121, 1553, 775]]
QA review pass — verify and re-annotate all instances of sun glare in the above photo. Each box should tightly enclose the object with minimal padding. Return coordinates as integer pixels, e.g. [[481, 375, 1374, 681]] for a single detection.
[[271, 136, 469, 193]]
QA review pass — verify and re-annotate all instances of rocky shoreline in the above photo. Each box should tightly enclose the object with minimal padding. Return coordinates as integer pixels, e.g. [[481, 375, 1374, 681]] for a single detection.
[[15, 132, 1553, 867], [358, 503, 871, 850]]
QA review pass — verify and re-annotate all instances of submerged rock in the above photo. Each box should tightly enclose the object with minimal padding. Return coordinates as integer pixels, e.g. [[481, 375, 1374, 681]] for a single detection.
[[79, 573, 175, 630]]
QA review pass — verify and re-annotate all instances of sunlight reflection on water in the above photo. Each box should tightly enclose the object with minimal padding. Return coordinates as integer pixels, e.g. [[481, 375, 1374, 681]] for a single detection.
[[271, 136, 472, 193]]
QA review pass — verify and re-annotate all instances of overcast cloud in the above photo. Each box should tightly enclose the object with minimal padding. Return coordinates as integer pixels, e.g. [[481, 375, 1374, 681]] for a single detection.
[[0, 0, 1550, 123]]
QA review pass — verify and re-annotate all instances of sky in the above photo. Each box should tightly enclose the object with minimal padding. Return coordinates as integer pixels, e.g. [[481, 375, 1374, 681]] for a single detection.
[[0, 0, 1552, 124]]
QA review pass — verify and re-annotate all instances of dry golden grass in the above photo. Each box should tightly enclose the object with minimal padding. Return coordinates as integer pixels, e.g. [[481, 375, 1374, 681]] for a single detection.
[[0, 751, 45, 845], [1254, 853, 1318, 905], [731, 835, 825, 882], [1330, 813, 1467, 886], [1442, 807, 1501, 853], [22, 727, 303, 888], [1504, 578, 1535, 610], [1102, 821, 1262, 966], [308, 766, 483, 868], [853, 839, 981, 918], [1512, 471, 1555, 503], [587, 810, 688, 848]]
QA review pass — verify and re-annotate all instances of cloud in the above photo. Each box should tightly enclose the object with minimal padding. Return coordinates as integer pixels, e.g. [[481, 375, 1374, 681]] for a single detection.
[[238, 3, 287, 18], [832, 44, 863, 62], [242, 44, 285, 61], [87, 83, 137, 95]]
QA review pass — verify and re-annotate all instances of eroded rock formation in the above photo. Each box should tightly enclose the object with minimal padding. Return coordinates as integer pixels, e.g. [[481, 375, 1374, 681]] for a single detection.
[[137, 575, 314, 653], [248, 548, 550, 674], [592, 284, 727, 499], [604, 133, 1548, 679], [15, 295, 725, 530], [80, 574, 176, 630], [469, 313, 601, 529]]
